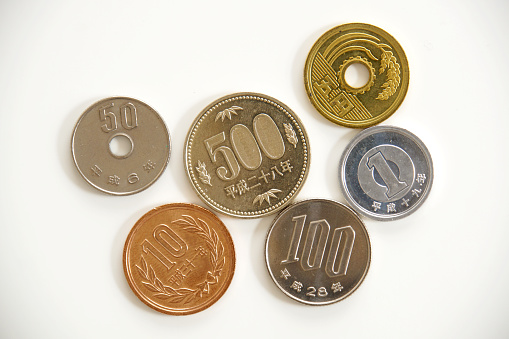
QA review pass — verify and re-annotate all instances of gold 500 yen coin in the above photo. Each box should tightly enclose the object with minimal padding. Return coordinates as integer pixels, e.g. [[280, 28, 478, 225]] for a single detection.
[[304, 23, 409, 128], [185, 93, 310, 218], [123, 203, 235, 315]]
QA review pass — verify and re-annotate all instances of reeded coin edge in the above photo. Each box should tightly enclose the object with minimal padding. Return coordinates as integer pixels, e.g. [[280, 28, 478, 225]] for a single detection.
[[264, 198, 371, 306], [123, 203, 236, 315], [71, 96, 171, 196], [304, 23, 410, 128], [185, 92, 310, 218], [339, 126, 434, 221]]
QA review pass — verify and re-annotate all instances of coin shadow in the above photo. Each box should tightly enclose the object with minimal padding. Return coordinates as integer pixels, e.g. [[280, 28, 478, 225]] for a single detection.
[[290, 24, 336, 122], [110, 204, 161, 312], [56, 97, 107, 197], [250, 215, 302, 306], [165, 93, 230, 204], [327, 129, 359, 203], [288, 24, 361, 203]]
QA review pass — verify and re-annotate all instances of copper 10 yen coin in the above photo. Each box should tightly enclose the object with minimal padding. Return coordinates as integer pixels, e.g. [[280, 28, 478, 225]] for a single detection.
[[185, 93, 310, 218], [304, 23, 409, 128], [123, 203, 235, 315], [265, 199, 371, 305]]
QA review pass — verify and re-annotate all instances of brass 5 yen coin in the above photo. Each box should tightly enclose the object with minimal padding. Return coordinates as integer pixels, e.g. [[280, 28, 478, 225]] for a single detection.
[[265, 199, 371, 305], [185, 93, 310, 218], [123, 203, 235, 315], [72, 97, 170, 195], [304, 23, 409, 128]]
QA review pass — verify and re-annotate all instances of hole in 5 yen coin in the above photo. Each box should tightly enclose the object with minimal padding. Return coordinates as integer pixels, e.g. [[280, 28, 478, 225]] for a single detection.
[[109, 134, 133, 158], [345, 63, 370, 88]]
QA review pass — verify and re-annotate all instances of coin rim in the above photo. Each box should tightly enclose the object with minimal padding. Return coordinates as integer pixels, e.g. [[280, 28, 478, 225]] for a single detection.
[[123, 203, 236, 315], [304, 23, 410, 128], [339, 125, 434, 221], [264, 198, 371, 305], [184, 92, 310, 218], [71, 96, 171, 196]]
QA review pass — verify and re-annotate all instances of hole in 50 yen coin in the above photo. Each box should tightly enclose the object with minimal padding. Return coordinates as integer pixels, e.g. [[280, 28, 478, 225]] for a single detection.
[[109, 134, 133, 158]]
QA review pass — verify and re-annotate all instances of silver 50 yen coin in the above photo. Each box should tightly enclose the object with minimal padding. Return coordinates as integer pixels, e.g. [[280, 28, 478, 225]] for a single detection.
[[185, 93, 310, 218], [265, 199, 371, 305], [340, 126, 433, 221], [72, 97, 170, 195]]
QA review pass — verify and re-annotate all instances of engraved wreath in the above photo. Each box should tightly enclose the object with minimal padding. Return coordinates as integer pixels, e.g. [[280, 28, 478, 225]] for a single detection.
[[136, 215, 225, 304]]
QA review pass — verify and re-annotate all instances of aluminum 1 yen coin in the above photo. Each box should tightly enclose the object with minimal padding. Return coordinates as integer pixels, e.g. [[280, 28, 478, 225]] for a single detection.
[[72, 97, 170, 195], [185, 93, 310, 218], [265, 199, 371, 305], [340, 126, 433, 221], [123, 203, 235, 315], [304, 23, 409, 128]]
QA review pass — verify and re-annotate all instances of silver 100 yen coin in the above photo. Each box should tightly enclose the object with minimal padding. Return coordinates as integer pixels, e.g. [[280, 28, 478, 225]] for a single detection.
[[340, 126, 433, 221], [265, 199, 371, 305]]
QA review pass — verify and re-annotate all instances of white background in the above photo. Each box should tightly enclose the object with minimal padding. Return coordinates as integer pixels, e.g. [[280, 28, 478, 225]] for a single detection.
[[1, 0, 508, 338]]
